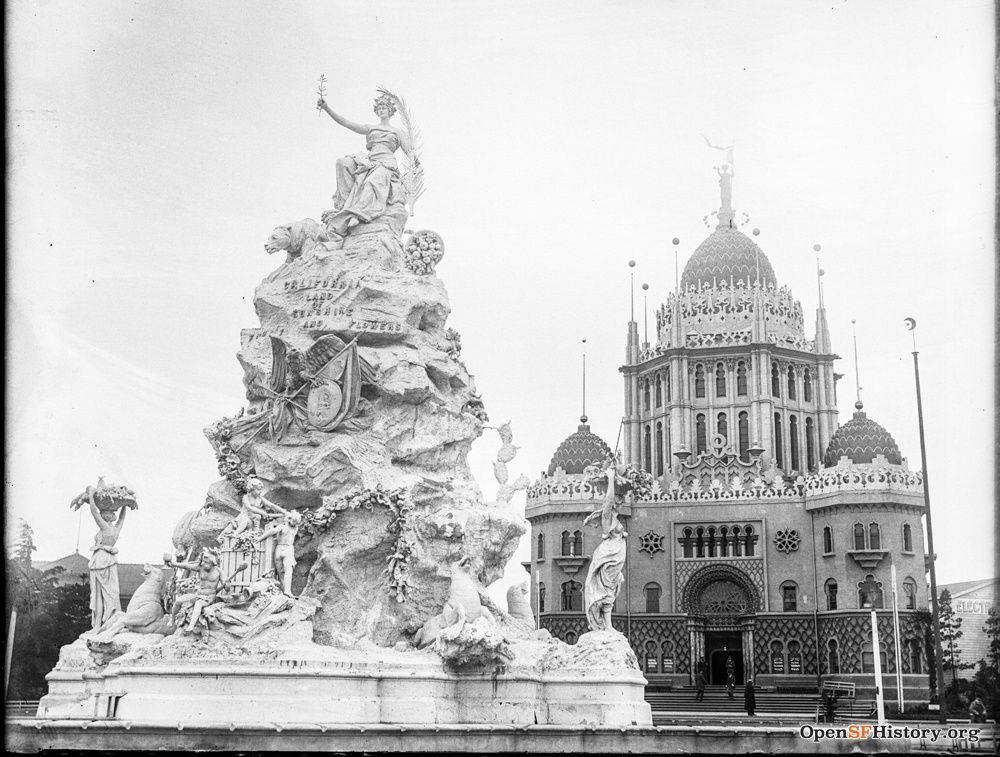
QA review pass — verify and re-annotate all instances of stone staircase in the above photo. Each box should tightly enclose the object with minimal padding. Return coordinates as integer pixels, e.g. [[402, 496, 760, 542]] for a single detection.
[[646, 686, 825, 720]]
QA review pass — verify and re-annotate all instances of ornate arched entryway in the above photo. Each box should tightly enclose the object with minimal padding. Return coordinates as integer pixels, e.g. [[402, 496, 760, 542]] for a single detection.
[[683, 564, 761, 685]]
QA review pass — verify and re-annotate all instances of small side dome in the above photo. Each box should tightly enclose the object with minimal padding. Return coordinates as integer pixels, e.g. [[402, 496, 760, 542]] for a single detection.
[[547, 420, 613, 476], [823, 402, 903, 466]]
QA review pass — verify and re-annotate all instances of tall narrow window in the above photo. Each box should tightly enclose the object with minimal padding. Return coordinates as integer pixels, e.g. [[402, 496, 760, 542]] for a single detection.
[[643, 379, 651, 411], [770, 641, 785, 674], [862, 643, 887, 673], [643, 425, 652, 474], [868, 523, 881, 550], [903, 578, 917, 610], [717, 412, 728, 441], [561, 530, 572, 556], [902, 524, 913, 552], [682, 527, 694, 558], [787, 365, 797, 399], [789, 415, 800, 470], [771, 362, 780, 396], [853, 522, 866, 550], [655, 374, 663, 407], [908, 640, 922, 674], [695, 365, 706, 398], [644, 582, 662, 613], [738, 412, 750, 461], [561, 581, 583, 611], [538, 582, 546, 613], [822, 526, 834, 554], [774, 413, 784, 468], [666, 371, 671, 402], [572, 530, 583, 556], [803, 368, 813, 402], [537, 532, 545, 560], [744, 525, 756, 557], [781, 581, 798, 612], [715, 363, 727, 397], [696, 414, 707, 454], [828, 639, 840, 674], [655, 422, 663, 476], [737, 361, 748, 396], [825, 578, 838, 610], [806, 417, 816, 471]]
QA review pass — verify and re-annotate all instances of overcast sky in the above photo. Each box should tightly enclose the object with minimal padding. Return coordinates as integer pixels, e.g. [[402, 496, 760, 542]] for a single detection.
[[7, 0, 995, 592]]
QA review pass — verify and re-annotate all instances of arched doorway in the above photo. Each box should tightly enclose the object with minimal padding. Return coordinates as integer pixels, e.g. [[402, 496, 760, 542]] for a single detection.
[[683, 566, 760, 685]]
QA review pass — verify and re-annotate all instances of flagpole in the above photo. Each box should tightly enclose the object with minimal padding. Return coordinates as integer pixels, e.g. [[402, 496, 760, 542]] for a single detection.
[[905, 317, 947, 723], [891, 561, 905, 713]]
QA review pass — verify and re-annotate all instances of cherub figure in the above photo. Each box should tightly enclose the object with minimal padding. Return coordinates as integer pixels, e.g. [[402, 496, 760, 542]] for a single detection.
[[218, 477, 288, 540], [258, 511, 302, 597]]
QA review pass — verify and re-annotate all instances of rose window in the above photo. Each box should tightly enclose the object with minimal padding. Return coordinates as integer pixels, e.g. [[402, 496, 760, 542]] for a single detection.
[[773, 528, 801, 554], [639, 530, 664, 557]]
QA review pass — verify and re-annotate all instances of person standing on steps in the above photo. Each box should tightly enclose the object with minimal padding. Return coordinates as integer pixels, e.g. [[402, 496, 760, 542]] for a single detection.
[[695, 665, 707, 702], [744, 677, 756, 717]]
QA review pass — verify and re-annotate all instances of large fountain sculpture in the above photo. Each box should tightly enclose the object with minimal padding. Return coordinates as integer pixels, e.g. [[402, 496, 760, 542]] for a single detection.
[[36, 89, 651, 728]]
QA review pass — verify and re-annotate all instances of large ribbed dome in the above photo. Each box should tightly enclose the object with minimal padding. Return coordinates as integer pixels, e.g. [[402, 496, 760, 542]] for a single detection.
[[681, 227, 777, 289], [823, 403, 903, 466], [547, 422, 613, 476]]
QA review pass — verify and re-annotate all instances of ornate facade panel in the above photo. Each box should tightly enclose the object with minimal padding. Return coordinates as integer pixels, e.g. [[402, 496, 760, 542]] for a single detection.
[[675, 559, 765, 613], [627, 616, 690, 674], [540, 614, 588, 644], [815, 612, 922, 675], [753, 614, 819, 676]]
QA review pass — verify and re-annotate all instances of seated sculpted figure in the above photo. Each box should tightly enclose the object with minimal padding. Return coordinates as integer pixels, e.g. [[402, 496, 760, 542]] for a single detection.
[[218, 477, 287, 540], [164, 549, 229, 633], [316, 91, 416, 245]]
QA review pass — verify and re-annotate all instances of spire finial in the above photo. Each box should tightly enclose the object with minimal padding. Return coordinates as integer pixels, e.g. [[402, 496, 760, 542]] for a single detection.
[[672, 238, 680, 295], [815, 244, 825, 309], [851, 319, 863, 409], [642, 283, 650, 345], [580, 338, 587, 424], [628, 260, 636, 322]]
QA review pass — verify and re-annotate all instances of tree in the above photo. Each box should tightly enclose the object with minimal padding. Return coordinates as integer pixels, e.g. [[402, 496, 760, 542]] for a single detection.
[[13, 519, 36, 569], [970, 609, 1000, 720], [913, 608, 937, 698], [939, 589, 974, 683], [985, 608, 1000, 670]]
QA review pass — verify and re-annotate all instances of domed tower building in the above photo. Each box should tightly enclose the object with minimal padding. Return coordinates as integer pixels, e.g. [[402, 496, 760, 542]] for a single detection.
[[525, 164, 931, 704]]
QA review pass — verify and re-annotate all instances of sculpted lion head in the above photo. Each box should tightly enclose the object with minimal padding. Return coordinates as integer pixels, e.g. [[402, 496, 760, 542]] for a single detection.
[[265, 226, 293, 256]]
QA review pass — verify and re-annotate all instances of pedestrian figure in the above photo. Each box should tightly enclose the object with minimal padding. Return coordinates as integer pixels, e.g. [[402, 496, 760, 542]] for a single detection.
[[695, 667, 707, 701], [968, 695, 986, 723], [726, 669, 736, 700], [822, 690, 840, 723], [744, 677, 756, 716]]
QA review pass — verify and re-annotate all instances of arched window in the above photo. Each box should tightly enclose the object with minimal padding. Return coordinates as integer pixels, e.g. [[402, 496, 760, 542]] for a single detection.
[[643, 425, 652, 474], [696, 414, 707, 454], [787, 365, 797, 399], [715, 363, 727, 397], [908, 639, 922, 674], [771, 362, 780, 397], [803, 368, 813, 402], [706, 527, 717, 558], [825, 578, 838, 610], [789, 415, 800, 470], [738, 412, 750, 461], [655, 375, 663, 407], [682, 527, 694, 558], [744, 525, 756, 557], [661, 640, 676, 673], [537, 532, 545, 560], [868, 523, 881, 550], [737, 361, 748, 395], [538, 582, 546, 613], [858, 574, 884, 609], [773, 413, 784, 468], [717, 412, 728, 441], [732, 524, 743, 556], [695, 365, 706, 398], [853, 522, 866, 550], [827, 639, 840, 674], [655, 421, 664, 477], [903, 577, 917, 610], [643, 379, 651, 411], [861, 642, 887, 673], [695, 527, 705, 558], [788, 640, 802, 674], [644, 640, 659, 673], [781, 581, 798, 612], [902, 523, 913, 552], [644, 582, 662, 613], [564, 630, 578, 644], [770, 640, 785, 674], [666, 371, 672, 402], [572, 530, 583, 556], [561, 530, 572, 556], [822, 525, 834, 554], [806, 417, 816, 471], [561, 580, 583, 611]]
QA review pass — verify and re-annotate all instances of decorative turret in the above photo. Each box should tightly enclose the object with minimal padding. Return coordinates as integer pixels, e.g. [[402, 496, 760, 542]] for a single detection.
[[546, 422, 614, 476], [823, 401, 903, 466]]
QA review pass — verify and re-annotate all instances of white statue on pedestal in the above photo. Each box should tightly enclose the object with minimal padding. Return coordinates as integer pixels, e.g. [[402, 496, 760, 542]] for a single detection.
[[582, 458, 630, 632]]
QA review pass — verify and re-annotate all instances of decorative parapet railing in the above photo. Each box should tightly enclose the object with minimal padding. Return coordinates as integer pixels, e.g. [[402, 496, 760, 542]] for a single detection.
[[652, 279, 807, 351], [526, 474, 603, 503], [802, 463, 923, 497]]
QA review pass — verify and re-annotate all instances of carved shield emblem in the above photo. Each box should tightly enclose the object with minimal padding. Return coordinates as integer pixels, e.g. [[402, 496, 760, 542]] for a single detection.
[[307, 381, 344, 429]]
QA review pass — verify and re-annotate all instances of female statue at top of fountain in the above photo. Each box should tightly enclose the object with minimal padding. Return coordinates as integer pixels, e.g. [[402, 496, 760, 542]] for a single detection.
[[316, 90, 419, 245], [582, 456, 630, 632]]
